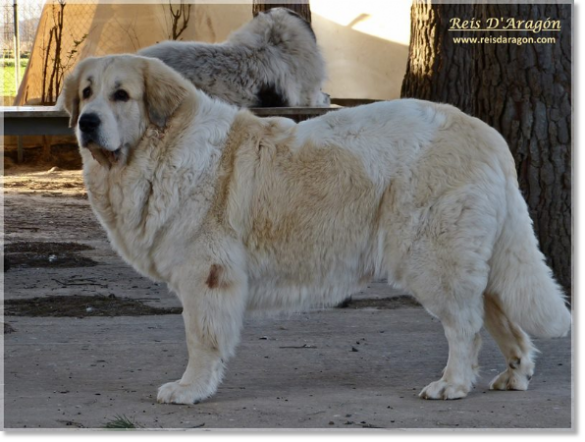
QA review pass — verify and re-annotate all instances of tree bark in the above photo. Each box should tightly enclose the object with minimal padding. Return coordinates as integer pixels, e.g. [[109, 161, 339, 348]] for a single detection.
[[401, 1, 572, 294], [401, 2, 475, 113], [253, 0, 311, 23], [474, 4, 571, 295]]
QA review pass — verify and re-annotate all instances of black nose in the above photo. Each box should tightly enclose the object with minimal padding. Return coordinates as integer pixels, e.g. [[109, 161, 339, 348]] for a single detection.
[[79, 113, 101, 133]]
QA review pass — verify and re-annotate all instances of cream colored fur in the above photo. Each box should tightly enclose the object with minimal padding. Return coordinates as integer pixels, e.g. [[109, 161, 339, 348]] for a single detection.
[[60, 55, 571, 404]]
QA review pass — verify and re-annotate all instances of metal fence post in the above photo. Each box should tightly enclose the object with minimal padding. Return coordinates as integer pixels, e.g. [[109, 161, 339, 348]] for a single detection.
[[13, 1, 23, 162], [13, 0, 20, 92]]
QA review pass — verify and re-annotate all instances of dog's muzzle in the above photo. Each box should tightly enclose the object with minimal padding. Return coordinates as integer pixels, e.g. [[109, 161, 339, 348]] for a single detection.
[[79, 113, 101, 134], [79, 113, 121, 168]]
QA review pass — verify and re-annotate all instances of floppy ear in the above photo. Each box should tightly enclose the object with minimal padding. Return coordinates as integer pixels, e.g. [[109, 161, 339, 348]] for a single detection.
[[60, 71, 80, 128], [143, 58, 189, 128]]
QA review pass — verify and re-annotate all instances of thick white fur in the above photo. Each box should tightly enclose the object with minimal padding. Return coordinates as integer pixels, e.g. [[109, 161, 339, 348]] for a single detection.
[[138, 8, 329, 107], [61, 55, 571, 404]]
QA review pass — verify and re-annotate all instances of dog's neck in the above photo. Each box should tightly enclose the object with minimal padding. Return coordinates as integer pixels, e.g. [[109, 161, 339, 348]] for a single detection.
[[81, 89, 240, 280]]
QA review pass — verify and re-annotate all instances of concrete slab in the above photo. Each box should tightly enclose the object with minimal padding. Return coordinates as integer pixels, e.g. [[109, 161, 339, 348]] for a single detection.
[[3, 308, 571, 429], [3, 194, 178, 310]]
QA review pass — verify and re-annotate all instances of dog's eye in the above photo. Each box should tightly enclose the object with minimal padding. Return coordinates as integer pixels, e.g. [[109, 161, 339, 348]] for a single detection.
[[82, 87, 92, 99], [113, 89, 130, 102]]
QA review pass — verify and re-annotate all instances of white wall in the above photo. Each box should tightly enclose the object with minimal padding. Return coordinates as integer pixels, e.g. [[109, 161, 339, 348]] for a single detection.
[[312, 0, 411, 100]]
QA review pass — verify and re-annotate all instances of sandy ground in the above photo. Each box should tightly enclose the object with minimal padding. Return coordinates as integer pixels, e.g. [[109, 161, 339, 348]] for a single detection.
[[3, 165, 86, 197], [1, 166, 573, 430]]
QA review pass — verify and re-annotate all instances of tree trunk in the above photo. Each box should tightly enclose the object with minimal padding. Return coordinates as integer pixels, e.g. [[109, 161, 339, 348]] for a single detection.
[[401, 2, 475, 113], [474, 4, 572, 295], [252, 0, 311, 23], [401, 1, 572, 294]]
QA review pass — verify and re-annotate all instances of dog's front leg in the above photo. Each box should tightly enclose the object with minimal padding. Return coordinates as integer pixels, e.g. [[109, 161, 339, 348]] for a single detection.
[[157, 263, 247, 405]]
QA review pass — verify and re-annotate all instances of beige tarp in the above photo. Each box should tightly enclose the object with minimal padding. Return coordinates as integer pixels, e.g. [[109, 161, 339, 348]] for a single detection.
[[16, 1, 412, 107], [16, 0, 251, 105]]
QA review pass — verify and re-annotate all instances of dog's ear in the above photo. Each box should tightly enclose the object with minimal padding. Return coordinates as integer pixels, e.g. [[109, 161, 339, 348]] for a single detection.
[[143, 58, 189, 128], [59, 70, 80, 128]]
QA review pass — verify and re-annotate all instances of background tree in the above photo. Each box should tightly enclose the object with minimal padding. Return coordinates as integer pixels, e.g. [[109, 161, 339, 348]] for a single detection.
[[166, 0, 191, 40], [252, 0, 311, 23], [401, 1, 572, 294], [40, 0, 86, 105]]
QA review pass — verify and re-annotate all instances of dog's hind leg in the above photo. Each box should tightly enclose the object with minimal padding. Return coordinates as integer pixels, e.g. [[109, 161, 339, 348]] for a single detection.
[[483, 293, 536, 391], [397, 235, 491, 400], [157, 262, 247, 405], [417, 292, 485, 400]]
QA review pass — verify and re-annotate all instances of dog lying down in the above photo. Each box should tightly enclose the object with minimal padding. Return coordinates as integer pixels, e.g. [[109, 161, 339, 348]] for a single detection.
[[138, 8, 329, 108], [60, 54, 570, 404]]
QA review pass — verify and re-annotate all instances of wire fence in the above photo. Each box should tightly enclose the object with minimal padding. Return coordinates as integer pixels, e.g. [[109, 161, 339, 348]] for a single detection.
[[2, 0, 202, 105], [2, 0, 44, 105]]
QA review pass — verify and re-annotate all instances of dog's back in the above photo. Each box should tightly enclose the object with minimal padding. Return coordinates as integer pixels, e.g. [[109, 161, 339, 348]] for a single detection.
[[222, 100, 568, 328]]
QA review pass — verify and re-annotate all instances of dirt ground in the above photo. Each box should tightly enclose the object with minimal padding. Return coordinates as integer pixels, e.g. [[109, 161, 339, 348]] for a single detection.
[[1, 165, 573, 431], [3, 164, 86, 198]]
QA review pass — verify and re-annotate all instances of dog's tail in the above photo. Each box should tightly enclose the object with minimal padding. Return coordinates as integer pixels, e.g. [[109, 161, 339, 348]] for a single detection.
[[486, 178, 571, 338]]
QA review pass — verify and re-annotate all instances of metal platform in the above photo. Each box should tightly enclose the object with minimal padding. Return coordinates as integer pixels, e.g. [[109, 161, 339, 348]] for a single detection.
[[2, 105, 343, 136]]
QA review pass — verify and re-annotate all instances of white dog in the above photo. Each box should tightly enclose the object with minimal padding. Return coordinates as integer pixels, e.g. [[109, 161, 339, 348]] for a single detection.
[[138, 8, 329, 108], [60, 55, 570, 404]]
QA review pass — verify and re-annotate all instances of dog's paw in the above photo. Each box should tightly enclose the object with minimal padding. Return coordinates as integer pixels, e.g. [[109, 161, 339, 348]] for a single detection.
[[157, 380, 210, 405], [419, 380, 469, 400], [489, 369, 531, 391]]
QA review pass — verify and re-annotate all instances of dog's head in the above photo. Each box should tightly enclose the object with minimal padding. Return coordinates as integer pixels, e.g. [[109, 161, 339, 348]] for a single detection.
[[268, 8, 316, 42], [60, 55, 189, 168], [229, 7, 316, 47]]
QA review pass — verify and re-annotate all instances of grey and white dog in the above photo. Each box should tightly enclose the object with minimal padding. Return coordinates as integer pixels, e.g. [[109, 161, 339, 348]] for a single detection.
[[138, 8, 329, 107]]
